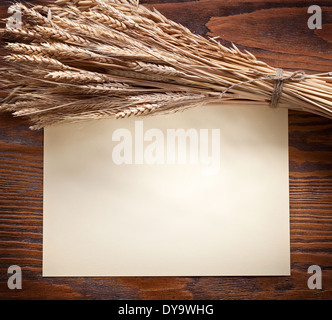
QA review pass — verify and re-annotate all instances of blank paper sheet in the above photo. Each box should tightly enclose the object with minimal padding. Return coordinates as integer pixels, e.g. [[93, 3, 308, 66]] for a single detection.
[[43, 104, 290, 276]]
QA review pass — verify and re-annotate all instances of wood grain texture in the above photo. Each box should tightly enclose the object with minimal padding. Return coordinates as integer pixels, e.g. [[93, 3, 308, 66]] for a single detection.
[[0, 0, 332, 300]]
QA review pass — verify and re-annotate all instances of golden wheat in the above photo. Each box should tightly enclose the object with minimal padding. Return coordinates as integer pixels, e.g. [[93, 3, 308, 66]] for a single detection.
[[0, 0, 331, 129]]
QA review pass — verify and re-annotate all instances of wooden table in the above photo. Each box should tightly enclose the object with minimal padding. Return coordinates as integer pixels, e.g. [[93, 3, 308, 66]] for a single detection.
[[0, 0, 332, 300]]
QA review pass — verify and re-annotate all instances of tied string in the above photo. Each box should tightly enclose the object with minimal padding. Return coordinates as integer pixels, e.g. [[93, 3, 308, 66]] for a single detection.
[[219, 68, 306, 108]]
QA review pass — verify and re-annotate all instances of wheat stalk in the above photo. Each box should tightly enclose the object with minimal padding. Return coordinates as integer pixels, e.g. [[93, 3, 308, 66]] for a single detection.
[[5, 54, 71, 70], [0, 0, 331, 129]]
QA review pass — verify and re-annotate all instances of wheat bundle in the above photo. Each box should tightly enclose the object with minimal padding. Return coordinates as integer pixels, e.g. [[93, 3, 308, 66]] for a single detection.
[[0, 0, 331, 129]]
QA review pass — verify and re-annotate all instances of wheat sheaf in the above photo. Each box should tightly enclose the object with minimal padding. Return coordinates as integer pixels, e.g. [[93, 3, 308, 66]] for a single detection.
[[0, 0, 331, 129]]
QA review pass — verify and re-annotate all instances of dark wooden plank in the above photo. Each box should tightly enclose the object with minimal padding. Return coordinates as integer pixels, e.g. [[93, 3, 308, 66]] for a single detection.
[[0, 0, 332, 300], [144, 0, 332, 72]]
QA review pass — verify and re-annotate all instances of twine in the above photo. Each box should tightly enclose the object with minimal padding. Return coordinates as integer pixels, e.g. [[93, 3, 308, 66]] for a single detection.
[[220, 68, 306, 108]]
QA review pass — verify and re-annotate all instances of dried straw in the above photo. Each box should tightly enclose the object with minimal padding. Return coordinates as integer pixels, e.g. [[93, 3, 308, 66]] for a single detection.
[[0, 0, 331, 129]]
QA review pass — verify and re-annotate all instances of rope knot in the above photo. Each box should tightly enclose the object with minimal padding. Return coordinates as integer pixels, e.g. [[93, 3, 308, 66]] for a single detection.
[[270, 68, 306, 108], [218, 68, 306, 108]]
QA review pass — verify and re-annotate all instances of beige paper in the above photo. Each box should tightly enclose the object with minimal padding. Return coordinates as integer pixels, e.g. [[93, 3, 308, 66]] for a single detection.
[[43, 103, 290, 276]]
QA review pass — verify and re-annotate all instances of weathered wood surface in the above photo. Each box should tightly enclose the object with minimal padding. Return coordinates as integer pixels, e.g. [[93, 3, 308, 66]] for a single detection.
[[0, 0, 331, 300]]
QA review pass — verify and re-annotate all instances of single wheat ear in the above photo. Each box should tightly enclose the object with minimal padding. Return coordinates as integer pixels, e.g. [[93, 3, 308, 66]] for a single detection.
[[1, 0, 332, 129]]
